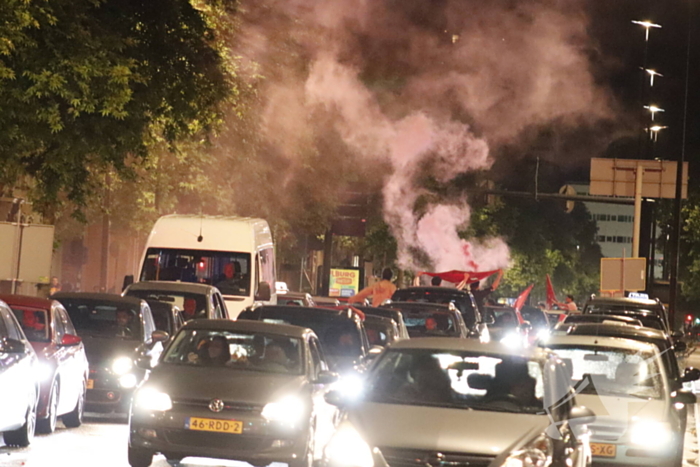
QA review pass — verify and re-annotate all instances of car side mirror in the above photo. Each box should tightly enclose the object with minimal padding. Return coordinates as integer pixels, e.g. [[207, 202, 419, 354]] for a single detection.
[[60, 334, 82, 346], [519, 321, 533, 333], [122, 275, 134, 292], [569, 405, 596, 425], [324, 389, 347, 407], [315, 371, 339, 385], [673, 389, 697, 405], [482, 314, 495, 326], [1, 338, 27, 354], [135, 355, 154, 370], [675, 341, 688, 353], [255, 281, 271, 302], [672, 331, 684, 339], [367, 345, 384, 360], [151, 330, 169, 343], [682, 367, 700, 383]]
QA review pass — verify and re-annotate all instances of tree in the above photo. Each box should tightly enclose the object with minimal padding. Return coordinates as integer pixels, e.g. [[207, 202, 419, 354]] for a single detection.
[[0, 0, 235, 214]]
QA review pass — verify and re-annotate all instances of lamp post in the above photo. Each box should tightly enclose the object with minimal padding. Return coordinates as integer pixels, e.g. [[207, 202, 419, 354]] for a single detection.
[[632, 20, 663, 41], [644, 105, 665, 121]]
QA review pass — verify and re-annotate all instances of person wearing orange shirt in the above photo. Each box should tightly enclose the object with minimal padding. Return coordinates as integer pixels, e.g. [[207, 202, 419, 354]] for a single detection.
[[348, 268, 397, 307]]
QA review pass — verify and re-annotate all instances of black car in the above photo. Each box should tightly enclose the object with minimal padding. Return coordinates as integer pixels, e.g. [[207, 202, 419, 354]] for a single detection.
[[582, 297, 672, 335], [363, 314, 400, 349], [0, 300, 39, 447], [390, 287, 489, 339], [239, 305, 369, 374], [353, 305, 410, 339], [52, 293, 167, 413], [128, 319, 338, 467], [383, 302, 470, 339]]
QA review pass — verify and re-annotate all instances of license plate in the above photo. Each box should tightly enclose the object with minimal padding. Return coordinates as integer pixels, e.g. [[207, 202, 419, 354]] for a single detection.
[[185, 417, 243, 434], [591, 443, 616, 458], [86, 379, 94, 389]]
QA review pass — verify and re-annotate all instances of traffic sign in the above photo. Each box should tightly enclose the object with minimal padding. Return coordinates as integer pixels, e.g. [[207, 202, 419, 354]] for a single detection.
[[600, 257, 646, 292]]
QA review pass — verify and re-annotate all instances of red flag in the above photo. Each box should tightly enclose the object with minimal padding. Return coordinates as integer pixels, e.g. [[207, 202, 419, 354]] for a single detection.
[[546, 274, 558, 310], [514, 284, 534, 312]]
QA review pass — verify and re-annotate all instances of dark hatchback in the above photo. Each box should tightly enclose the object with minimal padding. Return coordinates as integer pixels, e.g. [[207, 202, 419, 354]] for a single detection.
[[352, 306, 410, 340], [390, 287, 489, 340], [383, 302, 470, 339], [239, 305, 369, 374], [1, 294, 88, 433], [52, 293, 166, 413], [582, 297, 672, 335]]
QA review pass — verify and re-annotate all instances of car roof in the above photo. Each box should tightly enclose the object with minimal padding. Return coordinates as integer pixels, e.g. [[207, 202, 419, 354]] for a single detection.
[[125, 281, 216, 294], [386, 301, 456, 312], [0, 294, 55, 310], [545, 334, 658, 352], [586, 297, 661, 307], [52, 292, 144, 308], [390, 337, 550, 360], [393, 287, 470, 297], [364, 314, 395, 324], [181, 318, 312, 338], [552, 322, 669, 342], [249, 305, 360, 322]]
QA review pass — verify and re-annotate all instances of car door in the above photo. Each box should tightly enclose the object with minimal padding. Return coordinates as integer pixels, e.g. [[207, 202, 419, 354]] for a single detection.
[[56, 306, 85, 414], [50, 307, 71, 413], [308, 336, 336, 459], [0, 304, 34, 428]]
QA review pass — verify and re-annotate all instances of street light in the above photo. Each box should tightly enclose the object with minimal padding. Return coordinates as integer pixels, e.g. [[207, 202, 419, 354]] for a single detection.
[[632, 20, 662, 41], [640, 68, 664, 87], [644, 105, 665, 121], [647, 125, 668, 142]]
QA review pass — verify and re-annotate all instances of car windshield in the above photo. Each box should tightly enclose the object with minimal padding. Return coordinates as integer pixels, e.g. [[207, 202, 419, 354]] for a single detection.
[[163, 329, 302, 374], [402, 310, 461, 338], [147, 302, 174, 333], [257, 313, 362, 358], [488, 309, 518, 329], [391, 290, 477, 328], [547, 345, 664, 400], [364, 320, 395, 347], [140, 248, 251, 297], [127, 290, 207, 321], [521, 308, 548, 328], [61, 300, 142, 340], [10, 307, 50, 343], [584, 306, 665, 330], [366, 349, 545, 414]]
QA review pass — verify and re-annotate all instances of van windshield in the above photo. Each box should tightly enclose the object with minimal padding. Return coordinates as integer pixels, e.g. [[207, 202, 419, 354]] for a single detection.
[[140, 248, 251, 297]]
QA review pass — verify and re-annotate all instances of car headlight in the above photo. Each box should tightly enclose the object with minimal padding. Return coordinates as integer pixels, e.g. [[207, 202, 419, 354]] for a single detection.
[[500, 332, 523, 349], [134, 388, 172, 411], [501, 433, 552, 467], [112, 356, 133, 375], [334, 374, 364, 398], [629, 420, 673, 448], [261, 396, 305, 423], [325, 423, 374, 467]]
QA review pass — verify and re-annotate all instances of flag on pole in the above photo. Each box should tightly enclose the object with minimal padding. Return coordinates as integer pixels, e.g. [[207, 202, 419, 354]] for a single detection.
[[546, 274, 558, 310], [514, 284, 534, 312]]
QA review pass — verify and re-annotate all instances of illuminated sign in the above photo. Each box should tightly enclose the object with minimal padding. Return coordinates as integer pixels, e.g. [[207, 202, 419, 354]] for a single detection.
[[329, 268, 360, 298]]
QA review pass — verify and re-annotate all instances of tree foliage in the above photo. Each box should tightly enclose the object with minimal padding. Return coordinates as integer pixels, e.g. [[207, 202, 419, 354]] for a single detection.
[[0, 0, 235, 213]]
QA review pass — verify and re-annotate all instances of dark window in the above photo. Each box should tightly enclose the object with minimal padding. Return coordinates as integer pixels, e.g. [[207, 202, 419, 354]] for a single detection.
[[1, 306, 24, 341]]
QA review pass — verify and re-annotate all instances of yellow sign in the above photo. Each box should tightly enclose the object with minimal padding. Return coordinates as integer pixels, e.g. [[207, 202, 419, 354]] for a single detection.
[[329, 268, 360, 298]]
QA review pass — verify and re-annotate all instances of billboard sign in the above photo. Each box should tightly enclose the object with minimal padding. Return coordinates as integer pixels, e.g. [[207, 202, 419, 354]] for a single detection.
[[600, 257, 646, 292], [329, 268, 360, 298]]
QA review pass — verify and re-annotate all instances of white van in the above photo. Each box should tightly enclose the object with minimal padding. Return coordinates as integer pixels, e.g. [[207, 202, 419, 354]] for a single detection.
[[134, 215, 276, 318]]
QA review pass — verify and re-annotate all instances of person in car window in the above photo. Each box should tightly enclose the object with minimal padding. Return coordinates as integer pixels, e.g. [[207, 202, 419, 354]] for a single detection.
[[348, 268, 397, 306], [215, 262, 242, 295], [201, 335, 231, 366], [115, 308, 136, 337], [397, 355, 453, 403]]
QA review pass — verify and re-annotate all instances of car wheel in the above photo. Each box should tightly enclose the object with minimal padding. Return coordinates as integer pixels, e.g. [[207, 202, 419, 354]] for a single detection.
[[4, 398, 37, 447], [62, 382, 85, 428], [128, 445, 153, 467], [37, 380, 59, 434]]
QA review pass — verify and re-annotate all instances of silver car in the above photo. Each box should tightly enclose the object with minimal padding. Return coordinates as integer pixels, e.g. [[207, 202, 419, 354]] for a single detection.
[[545, 335, 692, 467], [128, 319, 338, 467], [324, 338, 592, 467]]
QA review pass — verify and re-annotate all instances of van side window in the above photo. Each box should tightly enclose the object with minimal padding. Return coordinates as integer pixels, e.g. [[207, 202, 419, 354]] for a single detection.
[[260, 247, 276, 287]]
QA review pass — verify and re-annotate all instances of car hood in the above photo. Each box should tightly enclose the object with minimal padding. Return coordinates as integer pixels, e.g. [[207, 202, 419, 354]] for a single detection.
[[349, 402, 548, 455], [81, 336, 142, 365], [147, 365, 308, 406], [576, 394, 668, 424]]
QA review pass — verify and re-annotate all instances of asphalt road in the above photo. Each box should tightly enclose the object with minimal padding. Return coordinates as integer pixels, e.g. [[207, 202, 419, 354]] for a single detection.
[[3, 349, 700, 467]]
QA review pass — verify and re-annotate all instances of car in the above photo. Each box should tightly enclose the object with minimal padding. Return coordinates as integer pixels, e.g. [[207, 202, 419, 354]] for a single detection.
[[383, 302, 470, 339], [123, 281, 229, 321], [390, 286, 489, 340], [323, 338, 593, 467], [483, 305, 529, 346], [51, 293, 167, 413], [520, 306, 552, 341], [0, 300, 40, 447], [352, 305, 410, 340], [544, 334, 694, 467], [1, 294, 89, 433], [128, 319, 339, 467], [144, 299, 184, 337], [582, 296, 672, 335], [239, 305, 369, 374], [277, 291, 315, 307], [545, 310, 568, 328], [363, 314, 401, 349]]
